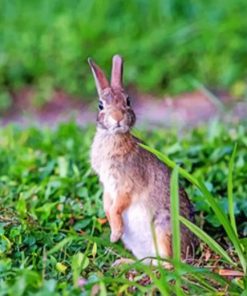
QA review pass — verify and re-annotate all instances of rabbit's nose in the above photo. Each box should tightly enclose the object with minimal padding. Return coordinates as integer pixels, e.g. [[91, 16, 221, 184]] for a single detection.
[[110, 110, 124, 124]]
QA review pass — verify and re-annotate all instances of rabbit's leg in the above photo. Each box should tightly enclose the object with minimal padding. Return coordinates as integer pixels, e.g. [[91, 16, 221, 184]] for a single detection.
[[103, 191, 112, 222], [155, 229, 173, 269], [109, 194, 131, 243]]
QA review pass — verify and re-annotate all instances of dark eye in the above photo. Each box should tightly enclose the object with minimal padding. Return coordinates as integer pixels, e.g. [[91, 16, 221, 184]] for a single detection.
[[98, 100, 104, 110], [126, 97, 131, 107]]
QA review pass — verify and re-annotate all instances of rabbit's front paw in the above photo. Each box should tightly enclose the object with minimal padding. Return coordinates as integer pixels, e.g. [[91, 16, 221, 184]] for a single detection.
[[110, 229, 123, 243]]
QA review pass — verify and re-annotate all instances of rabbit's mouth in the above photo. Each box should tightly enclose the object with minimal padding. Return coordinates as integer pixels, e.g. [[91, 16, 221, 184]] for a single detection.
[[109, 124, 129, 134]]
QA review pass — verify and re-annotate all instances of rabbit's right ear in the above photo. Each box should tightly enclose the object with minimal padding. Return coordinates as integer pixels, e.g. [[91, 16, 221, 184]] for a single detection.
[[88, 58, 110, 96], [111, 55, 123, 89]]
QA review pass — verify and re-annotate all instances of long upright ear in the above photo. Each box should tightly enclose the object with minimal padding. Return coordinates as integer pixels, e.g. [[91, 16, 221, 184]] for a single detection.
[[111, 55, 123, 89], [88, 58, 110, 96]]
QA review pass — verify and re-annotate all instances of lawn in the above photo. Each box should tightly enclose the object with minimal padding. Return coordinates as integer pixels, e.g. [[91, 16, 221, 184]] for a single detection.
[[0, 121, 246, 295], [1, 0, 247, 294]]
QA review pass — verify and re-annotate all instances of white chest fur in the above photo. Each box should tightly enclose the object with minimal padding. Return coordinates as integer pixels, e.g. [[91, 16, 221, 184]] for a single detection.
[[100, 169, 118, 200], [122, 201, 156, 260]]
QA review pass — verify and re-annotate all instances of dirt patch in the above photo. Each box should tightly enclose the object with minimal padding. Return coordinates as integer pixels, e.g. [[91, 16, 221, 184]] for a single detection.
[[0, 87, 246, 128]]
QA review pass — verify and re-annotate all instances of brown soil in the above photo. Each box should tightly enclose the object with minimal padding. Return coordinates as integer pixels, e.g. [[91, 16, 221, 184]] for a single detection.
[[1, 87, 246, 128]]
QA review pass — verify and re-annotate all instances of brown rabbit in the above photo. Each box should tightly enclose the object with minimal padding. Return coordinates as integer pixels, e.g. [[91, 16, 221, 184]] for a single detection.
[[88, 55, 198, 265]]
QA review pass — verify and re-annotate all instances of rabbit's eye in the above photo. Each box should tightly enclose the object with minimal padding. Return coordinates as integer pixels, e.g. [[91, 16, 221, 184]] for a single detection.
[[126, 97, 131, 107], [98, 100, 104, 110]]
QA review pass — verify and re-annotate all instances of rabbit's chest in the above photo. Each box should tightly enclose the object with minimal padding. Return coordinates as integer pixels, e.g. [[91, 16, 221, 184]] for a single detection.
[[99, 162, 132, 199], [100, 172, 118, 199]]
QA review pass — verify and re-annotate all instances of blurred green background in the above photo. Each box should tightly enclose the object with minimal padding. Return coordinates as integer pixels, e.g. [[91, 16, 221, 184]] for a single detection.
[[1, 0, 247, 109]]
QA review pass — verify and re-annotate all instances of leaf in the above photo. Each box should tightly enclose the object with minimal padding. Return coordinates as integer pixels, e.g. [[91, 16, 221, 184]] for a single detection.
[[228, 144, 238, 236], [16, 194, 27, 218], [72, 252, 89, 287], [47, 236, 75, 255], [57, 156, 68, 178], [56, 262, 67, 273], [92, 242, 97, 259], [218, 269, 244, 277], [0, 235, 12, 255]]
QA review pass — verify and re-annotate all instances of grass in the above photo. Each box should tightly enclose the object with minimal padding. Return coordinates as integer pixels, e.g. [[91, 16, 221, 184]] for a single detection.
[[1, 0, 247, 109], [0, 121, 247, 294], [228, 144, 238, 236]]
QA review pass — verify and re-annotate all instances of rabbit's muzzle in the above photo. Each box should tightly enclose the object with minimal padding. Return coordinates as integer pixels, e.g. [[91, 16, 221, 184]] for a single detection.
[[98, 108, 136, 134]]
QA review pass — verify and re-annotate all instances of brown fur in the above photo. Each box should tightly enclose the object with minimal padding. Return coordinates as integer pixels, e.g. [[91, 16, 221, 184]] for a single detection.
[[109, 192, 131, 242], [88, 55, 198, 264]]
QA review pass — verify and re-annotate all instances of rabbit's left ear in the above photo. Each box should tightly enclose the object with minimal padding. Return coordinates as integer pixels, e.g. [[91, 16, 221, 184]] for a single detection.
[[111, 55, 123, 89], [88, 58, 110, 96]]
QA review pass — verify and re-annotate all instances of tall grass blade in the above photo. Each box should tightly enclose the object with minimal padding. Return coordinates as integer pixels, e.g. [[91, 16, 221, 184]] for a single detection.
[[180, 216, 235, 265], [140, 144, 199, 186], [228, 144, 238, 236], [170, 166, 184, 296], [171, 166, 181, 263], [199, 181, 246, 273]]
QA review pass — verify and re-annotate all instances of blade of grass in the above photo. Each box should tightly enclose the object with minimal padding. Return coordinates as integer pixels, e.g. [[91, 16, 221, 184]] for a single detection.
[[181, 275, 217, 293], [171, 166, 181, 263], [140, 144, 199, 186], [170, 166, 185, 296], [228, 144, 238, 237], [199, 181, 246, 273], [47, 236, 75, 255], [178, 262, 242, 293], [85, 276, 147, 294], [180, 216, 235, 265], [192, 79, 225, 112], [140, 143, 246, 273], [116, 259, 172, 295]]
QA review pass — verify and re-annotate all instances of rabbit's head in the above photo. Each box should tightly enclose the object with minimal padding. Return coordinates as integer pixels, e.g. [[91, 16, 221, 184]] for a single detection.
[[88, 55, 136, 134]]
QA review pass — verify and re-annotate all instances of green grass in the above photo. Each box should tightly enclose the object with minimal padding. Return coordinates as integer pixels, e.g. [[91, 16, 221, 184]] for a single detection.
[[0, 121, 247, 294], [1, 0, 247, 108]]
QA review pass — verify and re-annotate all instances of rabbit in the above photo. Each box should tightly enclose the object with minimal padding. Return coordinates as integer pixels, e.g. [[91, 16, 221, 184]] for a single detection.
[[88, 55, 198, 266]]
